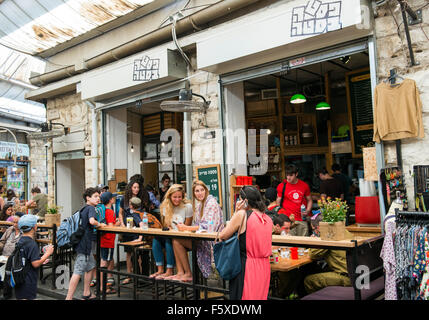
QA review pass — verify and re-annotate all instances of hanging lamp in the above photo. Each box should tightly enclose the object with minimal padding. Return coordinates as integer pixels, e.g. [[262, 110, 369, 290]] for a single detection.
[[290, 69, 306, 104], [315, 63, 331, 111], [316, 101, 331, 110]]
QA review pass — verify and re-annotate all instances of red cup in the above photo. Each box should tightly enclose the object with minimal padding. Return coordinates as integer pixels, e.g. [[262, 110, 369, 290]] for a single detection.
[[290, 247, 298, 260], [236, 176, 242, 185], [247, 176, 252, 185]]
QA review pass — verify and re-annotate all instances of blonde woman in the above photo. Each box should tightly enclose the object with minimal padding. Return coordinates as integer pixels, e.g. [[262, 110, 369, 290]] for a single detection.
[[173, 180, 223, 281], [150, 184, 193, 280]]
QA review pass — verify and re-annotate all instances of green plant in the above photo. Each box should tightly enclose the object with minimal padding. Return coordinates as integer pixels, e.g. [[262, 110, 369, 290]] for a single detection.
[[46, 204, 60, 215], [318, 197, 348, 224]]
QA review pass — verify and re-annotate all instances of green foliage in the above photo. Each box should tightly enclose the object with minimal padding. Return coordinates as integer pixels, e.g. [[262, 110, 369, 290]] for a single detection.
[[46, 204, 60, 215], [318, 197, 348, 224]]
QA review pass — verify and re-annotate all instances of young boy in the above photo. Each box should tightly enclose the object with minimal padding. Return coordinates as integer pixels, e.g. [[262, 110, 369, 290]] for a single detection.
[[99, 192, 120, 294], [14, 214, 54, 300], [66, 187, 106, 300]]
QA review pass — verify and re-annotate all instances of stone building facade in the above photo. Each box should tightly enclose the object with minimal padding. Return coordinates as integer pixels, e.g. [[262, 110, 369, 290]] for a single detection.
[[374, 0, 429, 208], [25, 0, 429, 217]]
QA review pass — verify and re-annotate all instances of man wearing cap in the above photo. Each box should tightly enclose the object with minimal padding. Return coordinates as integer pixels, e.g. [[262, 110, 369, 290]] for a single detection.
[[13, 214, 54, 300]]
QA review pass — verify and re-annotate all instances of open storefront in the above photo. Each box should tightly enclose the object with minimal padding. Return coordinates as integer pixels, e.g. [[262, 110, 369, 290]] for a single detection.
[[221, 40, 378, 224]]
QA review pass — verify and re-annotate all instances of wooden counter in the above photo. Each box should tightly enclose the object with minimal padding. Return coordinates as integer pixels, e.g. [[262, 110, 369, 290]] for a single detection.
[[99, 226, 382, 249], [346, 224, 382, 238], [270, 254, 312, 272]]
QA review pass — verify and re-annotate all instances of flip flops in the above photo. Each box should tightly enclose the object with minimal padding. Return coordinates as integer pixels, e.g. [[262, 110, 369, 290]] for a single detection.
[[121, 277, 132, 285], [81, 294, 97, 300], [107, 278, 115, 287]]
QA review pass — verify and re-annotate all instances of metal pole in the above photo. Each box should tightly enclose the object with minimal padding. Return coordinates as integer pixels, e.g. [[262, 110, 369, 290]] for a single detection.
[[183, 112, 192, 197], [399, 0, 417, 66], [398, 0, 418, 21]]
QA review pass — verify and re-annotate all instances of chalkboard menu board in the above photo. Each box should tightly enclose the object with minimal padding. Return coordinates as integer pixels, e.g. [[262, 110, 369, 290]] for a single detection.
[[196, 164, 222, 207], [346, 69, 374, 157]]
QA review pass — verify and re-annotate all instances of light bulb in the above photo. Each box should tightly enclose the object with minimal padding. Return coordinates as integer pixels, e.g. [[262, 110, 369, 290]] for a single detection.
[[131, 145, 134, 152]]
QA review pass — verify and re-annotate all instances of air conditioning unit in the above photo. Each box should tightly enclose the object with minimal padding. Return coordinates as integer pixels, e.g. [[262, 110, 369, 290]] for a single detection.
[[261, 89, 278, 100]]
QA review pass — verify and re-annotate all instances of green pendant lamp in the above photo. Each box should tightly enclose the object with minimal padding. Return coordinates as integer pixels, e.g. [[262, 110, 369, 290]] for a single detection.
[[316, 101, 331, 110], [290, 94, 306, 104], [290, 69, 306, 104]]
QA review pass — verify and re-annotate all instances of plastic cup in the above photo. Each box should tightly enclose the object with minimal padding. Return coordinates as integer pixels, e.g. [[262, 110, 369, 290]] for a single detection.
[[291, 247, 298, 260]]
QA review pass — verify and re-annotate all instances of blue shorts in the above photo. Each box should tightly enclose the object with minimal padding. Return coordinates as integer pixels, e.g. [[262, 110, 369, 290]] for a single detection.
[[101, 248, 114, 262]]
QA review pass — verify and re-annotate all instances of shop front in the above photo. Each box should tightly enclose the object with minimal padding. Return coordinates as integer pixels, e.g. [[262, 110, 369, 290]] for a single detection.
[[80, 46, 189, 194], [0, 141, 30, 200], [196, 0, 384, 221]]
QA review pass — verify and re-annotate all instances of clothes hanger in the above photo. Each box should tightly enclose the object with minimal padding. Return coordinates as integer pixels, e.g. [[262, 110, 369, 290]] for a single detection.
[[384, 69, 405, 87]]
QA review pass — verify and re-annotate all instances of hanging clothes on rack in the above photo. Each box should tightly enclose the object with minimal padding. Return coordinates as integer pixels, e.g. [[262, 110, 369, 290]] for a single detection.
[[390, 211, 429, 300], [373, 78, 424, 143], [381, 214, 397, 300]]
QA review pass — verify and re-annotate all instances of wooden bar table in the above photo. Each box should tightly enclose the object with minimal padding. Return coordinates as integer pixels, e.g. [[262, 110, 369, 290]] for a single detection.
[[96, 226, 221, 300]]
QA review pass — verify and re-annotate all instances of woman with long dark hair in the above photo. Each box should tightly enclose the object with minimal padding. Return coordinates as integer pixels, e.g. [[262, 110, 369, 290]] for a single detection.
[[117, 177, 150, 285], [218, 186, 273, 300]]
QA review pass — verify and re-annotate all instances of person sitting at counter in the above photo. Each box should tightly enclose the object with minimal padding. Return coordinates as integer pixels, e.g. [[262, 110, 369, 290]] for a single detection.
[[317, 168, 344, 201], [276, 164, 312, 236], [303, 215, 351, 294], [172, 180, 223, 281], [150, 184, 193, 281], [272, 214, 291, 235]]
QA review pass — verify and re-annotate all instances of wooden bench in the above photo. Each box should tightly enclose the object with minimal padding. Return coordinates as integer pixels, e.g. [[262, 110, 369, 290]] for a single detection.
[[301, 236, 385, 300]]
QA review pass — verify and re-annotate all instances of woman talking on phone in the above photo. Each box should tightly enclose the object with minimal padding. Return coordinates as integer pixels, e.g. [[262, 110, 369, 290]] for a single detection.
[[218, 186, 273, 300]]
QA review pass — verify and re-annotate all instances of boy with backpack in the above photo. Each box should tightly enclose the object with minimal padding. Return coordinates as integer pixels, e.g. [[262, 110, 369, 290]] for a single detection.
[[98, 192, 119, 294], [9, 214, 54, 300], [66, 187, 106, 300]]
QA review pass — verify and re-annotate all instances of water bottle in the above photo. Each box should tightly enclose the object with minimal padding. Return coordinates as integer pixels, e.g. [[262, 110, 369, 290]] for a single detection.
[[142, 213, 149, 231], [301, 204, 307, 218]]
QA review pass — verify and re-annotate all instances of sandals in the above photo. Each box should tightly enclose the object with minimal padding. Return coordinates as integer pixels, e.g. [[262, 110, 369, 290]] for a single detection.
[[90, 279, 96, 287], [121, 277, 132, 285], [107, 278, 115, 287], [81, 294, 97, 300], [106, 287, 117, 295]]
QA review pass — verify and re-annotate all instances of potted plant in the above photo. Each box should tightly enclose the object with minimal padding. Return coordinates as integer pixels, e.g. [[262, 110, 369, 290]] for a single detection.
[[45, 204, 62, 227], [317, 197, 348, 241]]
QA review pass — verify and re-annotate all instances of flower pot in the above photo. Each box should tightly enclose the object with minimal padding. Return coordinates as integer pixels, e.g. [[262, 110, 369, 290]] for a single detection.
[[45, 213, 61, 227], [319, 221, 346, 241]]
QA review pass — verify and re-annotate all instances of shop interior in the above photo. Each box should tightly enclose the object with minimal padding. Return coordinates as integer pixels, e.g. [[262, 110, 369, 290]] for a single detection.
[[242, 51, 374, 220], [106, 98, 185, 194]]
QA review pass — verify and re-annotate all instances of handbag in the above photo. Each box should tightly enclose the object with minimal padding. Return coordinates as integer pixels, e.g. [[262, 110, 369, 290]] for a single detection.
[[213, 213, 245, 280]]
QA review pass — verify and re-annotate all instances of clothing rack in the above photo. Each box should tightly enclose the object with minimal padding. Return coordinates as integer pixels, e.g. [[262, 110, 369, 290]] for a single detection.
[[395, 209, 429, 223]]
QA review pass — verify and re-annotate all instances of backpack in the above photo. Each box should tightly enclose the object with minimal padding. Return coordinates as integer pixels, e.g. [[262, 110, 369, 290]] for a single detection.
[[95, 204, 106, 224], [56, 206, 87, 249], [5, 243, 30, 287], [265, 206, 281, 223]]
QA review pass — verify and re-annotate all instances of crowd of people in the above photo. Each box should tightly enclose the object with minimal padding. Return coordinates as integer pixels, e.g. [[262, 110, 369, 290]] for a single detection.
[[0, 163, 353, 300]]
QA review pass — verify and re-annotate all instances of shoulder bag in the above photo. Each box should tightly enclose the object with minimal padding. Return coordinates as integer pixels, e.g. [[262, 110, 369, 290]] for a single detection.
[[213, 212, 246, 280]]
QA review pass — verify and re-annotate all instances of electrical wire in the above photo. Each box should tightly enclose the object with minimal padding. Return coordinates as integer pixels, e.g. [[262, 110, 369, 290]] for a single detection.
[[171, 16, 193, 70]]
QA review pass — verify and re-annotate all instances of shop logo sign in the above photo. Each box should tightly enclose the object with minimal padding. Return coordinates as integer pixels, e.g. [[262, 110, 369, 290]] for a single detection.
[[133, 55, 160, 82], [291, 0, 342, 37]]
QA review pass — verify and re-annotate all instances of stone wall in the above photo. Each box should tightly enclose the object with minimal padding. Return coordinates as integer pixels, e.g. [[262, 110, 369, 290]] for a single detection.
[[374, 0, 429, 208], [45, 92, 92, 204], [28, 138, 47, 194], [189, 53, 222, 175]]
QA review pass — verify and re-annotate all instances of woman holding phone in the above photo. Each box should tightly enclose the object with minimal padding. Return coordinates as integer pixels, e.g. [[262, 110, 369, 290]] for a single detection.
[[172, 180, 223, 281], [218, 186, 273, 300], [150, 184, 193, 280]]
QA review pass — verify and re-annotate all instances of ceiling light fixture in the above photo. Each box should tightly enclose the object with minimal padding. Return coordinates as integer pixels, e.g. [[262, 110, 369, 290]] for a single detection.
[[316, 102, 331, 110], [290, 69, 306, 104], [340, 55, 351, 64]]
